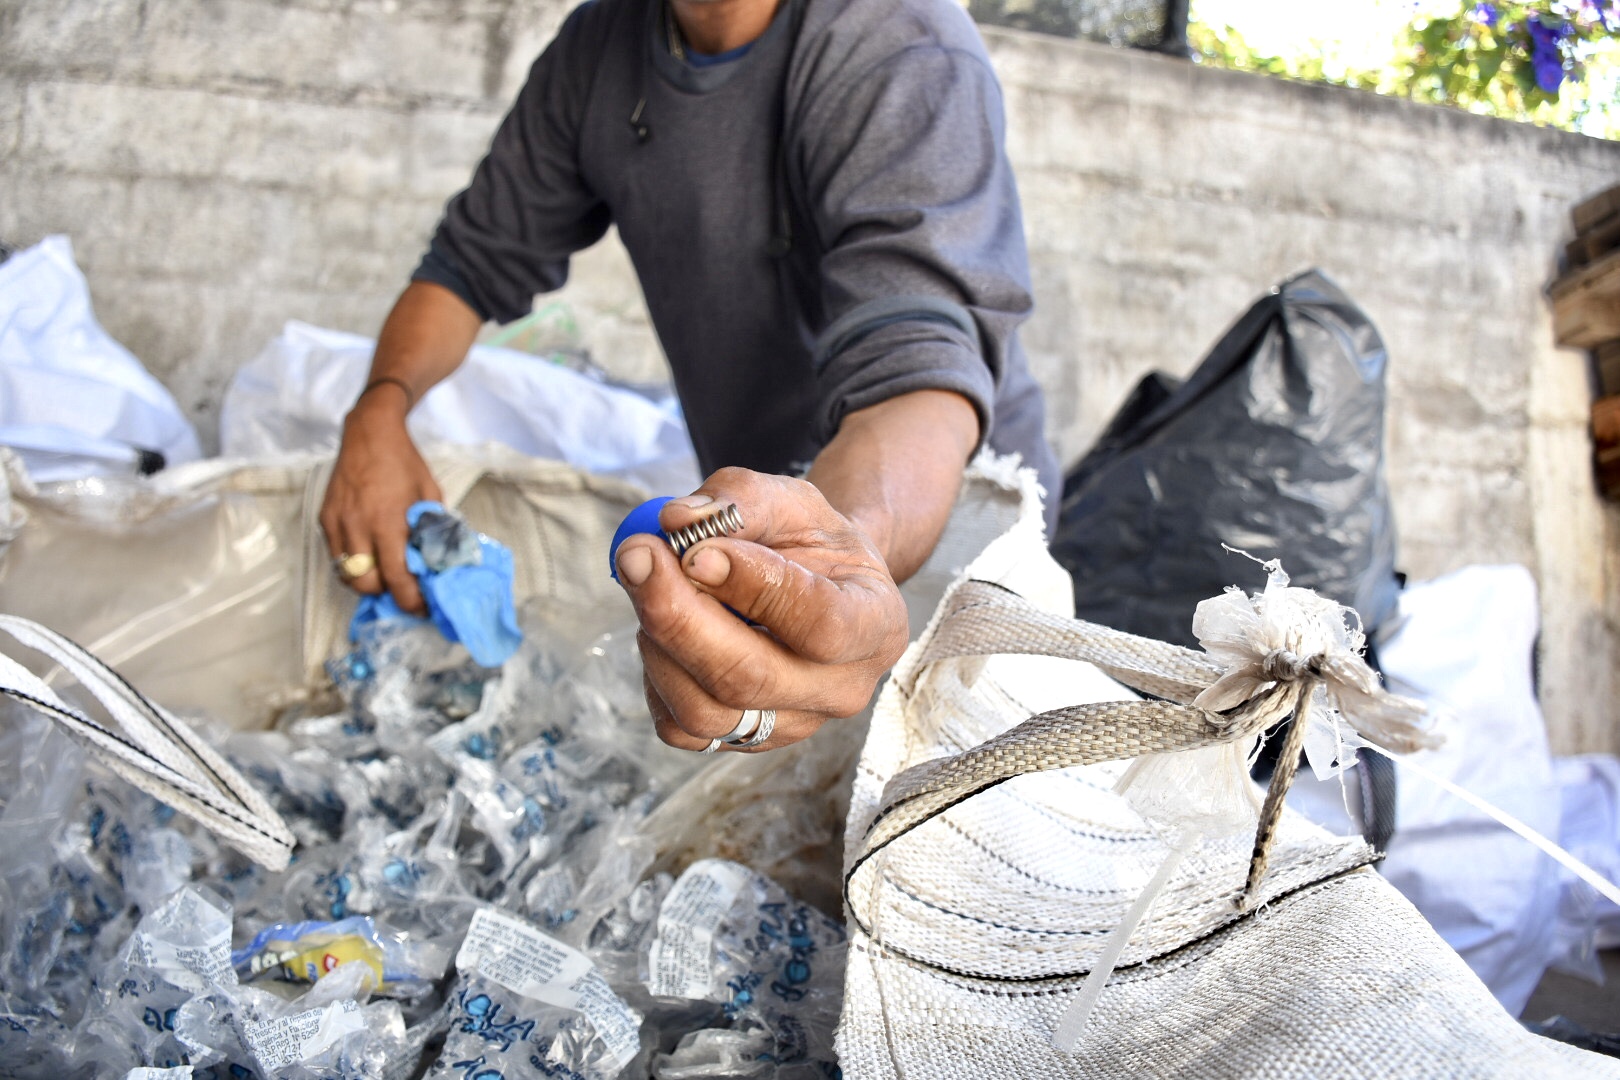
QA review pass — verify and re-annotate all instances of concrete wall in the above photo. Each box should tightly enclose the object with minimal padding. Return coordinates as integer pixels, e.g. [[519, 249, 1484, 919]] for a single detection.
[[4, 1, 1619, 752]]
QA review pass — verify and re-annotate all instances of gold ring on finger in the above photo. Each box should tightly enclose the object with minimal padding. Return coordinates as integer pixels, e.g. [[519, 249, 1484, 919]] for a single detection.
[[335, 552, 376, 580]]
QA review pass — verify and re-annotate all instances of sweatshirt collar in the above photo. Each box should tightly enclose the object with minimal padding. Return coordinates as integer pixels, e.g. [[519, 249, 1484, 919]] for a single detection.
[[647, 0, 801, 93]]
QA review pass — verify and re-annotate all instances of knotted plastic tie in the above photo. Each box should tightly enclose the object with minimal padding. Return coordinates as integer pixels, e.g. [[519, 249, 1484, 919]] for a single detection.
[[1056, 557, 1440, 1051], [1189, 556, 1438, 900]]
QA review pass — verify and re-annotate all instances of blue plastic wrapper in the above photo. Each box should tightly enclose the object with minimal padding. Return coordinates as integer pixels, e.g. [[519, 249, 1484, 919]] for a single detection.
[[350, 501, 522, 668]]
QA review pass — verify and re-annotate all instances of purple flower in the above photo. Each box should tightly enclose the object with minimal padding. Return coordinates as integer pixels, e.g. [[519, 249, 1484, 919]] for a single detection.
[[1471, 2, 1498, 26], [1526, 13, 1566, 93], [1533, 55, 1564, 91]]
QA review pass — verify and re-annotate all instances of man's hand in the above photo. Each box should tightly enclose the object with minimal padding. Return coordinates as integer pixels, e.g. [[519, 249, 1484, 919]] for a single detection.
[[614, 469, 909, 752], [617, 389, 979, 753], [319, 394, 443, 614], [318, 281, 482, 614]]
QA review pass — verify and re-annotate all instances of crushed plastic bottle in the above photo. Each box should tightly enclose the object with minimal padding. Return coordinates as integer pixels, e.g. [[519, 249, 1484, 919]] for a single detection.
[[0, 598, 850, 1078]]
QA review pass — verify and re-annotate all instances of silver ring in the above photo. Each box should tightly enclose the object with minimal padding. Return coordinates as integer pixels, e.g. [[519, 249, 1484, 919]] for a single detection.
[[720, 709, 763, 744], [700, 738, 723, 754], [731, 709, 775, 748]]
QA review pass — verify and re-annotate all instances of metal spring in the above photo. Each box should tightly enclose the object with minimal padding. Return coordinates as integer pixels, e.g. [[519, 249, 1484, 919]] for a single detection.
[[666, 503, 744, 557]]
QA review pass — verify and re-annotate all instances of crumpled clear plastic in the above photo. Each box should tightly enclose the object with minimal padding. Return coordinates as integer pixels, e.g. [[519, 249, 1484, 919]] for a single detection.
[[1, 597, 848, 1078], [429, 907, 644, 1080], [644, 860, 846, 1079]]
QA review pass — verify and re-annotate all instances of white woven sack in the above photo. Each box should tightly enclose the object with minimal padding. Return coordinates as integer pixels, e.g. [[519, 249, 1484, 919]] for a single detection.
[[838, 484, 1620, 1079], [0, 443, 647, 730]]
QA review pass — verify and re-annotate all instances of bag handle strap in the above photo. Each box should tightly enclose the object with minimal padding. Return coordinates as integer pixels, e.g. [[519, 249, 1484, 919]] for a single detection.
[[842, 695, 1269, 919], [0, 615, 296, 870], [901, 580, 1225, 703], [845, 575, 1424, 936]]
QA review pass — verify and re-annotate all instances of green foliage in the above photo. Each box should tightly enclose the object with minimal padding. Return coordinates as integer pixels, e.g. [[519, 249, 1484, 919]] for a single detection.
[[1187, 22, 1383, 88], [1190, 2, 1620, 139]]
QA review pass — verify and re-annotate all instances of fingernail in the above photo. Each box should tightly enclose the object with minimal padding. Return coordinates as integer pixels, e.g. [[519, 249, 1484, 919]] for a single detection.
[[685, 547, 731, 587], [617, 543, 653, 587], [672, 494, 714, 509]]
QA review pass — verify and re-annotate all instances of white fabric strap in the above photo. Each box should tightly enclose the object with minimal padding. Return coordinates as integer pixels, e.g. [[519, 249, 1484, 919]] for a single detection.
[[0, 615, 295, 871]]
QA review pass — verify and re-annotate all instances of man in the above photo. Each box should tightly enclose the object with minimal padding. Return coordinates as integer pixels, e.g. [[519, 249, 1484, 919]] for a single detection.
[[320, 0, 1060, 753]]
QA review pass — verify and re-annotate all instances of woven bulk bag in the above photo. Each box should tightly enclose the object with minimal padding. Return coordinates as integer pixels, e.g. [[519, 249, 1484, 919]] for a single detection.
[[837, 494, 1620, 1080]]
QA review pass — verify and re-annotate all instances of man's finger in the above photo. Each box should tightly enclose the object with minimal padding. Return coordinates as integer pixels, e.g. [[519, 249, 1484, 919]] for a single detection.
[[639, 631, 771, 738], [658, 469, 853, 553], [319, 505, 344, 561], [645, 548, 878, 718], [681, 537, 903, 674], [378, 531, 426, 615], [620, 534, 862, 715], [642, 673, 717, 752], [337, 521, 385, 596], [619, 535, 789, 697], [642, 666, 816, 753]]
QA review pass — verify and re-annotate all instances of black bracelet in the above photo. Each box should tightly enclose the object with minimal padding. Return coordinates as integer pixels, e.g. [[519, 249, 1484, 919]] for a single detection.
[[358, 376, 415, 409]]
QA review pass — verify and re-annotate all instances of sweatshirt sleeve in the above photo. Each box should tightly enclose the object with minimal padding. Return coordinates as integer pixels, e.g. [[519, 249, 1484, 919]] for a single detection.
[[798, 29, 1034, 450], [412, 3, 613, 324]]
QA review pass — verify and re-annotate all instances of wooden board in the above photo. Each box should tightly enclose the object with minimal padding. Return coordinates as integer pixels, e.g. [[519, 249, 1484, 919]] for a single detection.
[[1568, 213, 1620, 271], [1597, 445, 1620, 501], [1575, 185, 1620, 234], [1595, 395, 1620, 502], [1595, 340, 1620, 397], [1595, 395, 1620, 446], [1552, 248, 1620, 349]]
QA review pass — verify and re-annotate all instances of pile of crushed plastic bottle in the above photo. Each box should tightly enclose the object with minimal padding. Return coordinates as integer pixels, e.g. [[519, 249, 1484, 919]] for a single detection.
[[0, 603, 847, 1079]]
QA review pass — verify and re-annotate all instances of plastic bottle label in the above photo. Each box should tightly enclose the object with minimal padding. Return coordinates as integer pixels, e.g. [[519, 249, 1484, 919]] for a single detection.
[[646, 859, 750, 1000], [243, 998, 364, 1072], [130, 890, 234, 993], [457, 906, 641, 1068]]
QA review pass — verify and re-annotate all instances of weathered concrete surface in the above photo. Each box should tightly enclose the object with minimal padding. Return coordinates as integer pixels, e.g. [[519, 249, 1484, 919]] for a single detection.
[[3, 1, 1618, 751]]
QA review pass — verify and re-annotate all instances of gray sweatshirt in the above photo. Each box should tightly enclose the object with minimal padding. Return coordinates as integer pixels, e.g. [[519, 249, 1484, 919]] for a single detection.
[[415, 0, 1060, 514]]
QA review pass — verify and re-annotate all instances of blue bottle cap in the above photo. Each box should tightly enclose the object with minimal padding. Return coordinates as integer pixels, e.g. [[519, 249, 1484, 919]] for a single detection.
[[610, 496, 673, 581]]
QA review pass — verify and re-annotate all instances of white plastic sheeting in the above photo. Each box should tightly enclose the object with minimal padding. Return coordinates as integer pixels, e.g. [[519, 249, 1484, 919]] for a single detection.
[[1290, 564, 1565, 1016], [0, 236, 202, 481], [220, 321, 701, 497], [1553, 754, 1620, 966]]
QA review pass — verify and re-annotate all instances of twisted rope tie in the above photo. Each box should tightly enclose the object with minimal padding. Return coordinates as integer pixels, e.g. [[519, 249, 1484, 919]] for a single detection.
[[1260, 648, 1320, 682], [1242, 678, 1318, 907]]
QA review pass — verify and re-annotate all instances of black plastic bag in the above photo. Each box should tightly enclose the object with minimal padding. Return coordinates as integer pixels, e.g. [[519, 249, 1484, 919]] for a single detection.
[[1052, 269, 1400, 648]]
